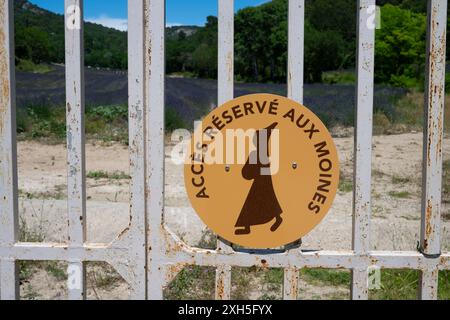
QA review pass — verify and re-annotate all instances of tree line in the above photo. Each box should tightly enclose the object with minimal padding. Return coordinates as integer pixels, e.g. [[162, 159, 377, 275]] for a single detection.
[[14, 0, 127, 69], [167, 0, 442, 88], [14, 0, 449, 88]]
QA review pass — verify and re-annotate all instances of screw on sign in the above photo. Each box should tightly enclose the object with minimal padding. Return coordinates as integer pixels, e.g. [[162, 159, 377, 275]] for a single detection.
[[185, 94, 340, 249]]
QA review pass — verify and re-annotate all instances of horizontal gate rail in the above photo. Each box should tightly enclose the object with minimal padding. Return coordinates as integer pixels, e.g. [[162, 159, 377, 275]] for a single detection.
[[1, 240, 450, 270], [0, 0, 448, 300]]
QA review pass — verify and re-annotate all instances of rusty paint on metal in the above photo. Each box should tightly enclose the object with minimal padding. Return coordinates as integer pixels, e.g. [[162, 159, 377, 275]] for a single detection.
[[420, 0, 446, 264], [0, 2, 9, 135], [164, 263, 187, 285], [425, 200, 433, 241], [351, 0, 376, 300], [215, 269, 226, 299]]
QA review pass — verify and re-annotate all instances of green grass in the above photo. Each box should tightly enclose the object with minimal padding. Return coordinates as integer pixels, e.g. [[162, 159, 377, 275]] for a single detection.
[[164, 266, 215, 300], [392, 175, 412, 185], [167, 71, 196, 78], [165, 107, 186, 132], [112, 263, 450, 300], [294, 269, 450, 300], [87, 170, 130, 180], [339, 179, 353, 193], [369, 270, 450, 300], [261, 268, 450, 300], [17, 104, 187, 144], [19, 216, 45, 243], [390, 91, 450, 134], [45, 262, 67, 281], [338, 170, 353, 193], [322, 70, 356, 85], [87, 262, 123, 290], [19, 184, 66, 200], [15, 91, 450, 144], [232, 268, 257, 300], [16, 59, 53, 74], [19, 261, 35, 282], [392, 92, 424, 130], [443, 160, 450, 204], [369, 90, 450, 135], [84, 105, 129, 144], [438, 271, 450, 299], [258, 269, 450, 300], [264, 268, 284, 284], [18, 217, 46, 283], [301, 269, 351, 287], [17, 105, 66, 141], [369, 269, 419, 300], [388, 191, 411, 199], [373, 111, 393, 135], [22, 285, 41, 300]]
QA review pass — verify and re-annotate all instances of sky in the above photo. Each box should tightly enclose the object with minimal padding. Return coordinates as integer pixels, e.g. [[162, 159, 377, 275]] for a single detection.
[[29, 0, 270, 31]]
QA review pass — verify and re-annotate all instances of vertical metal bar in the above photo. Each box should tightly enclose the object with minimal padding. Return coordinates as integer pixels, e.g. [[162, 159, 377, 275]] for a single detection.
[[0, 260, 19, 300], [419, 0, 447, 300], [215, 263, 232, 300], [0, 0, 19, 301], [145, 0, 166, 300], [420, 0, 447, 258], [283, 267, 299, 300], [215, 0, 234, 301], [351, 268, 368, 300], [351, 0, 375, 300], [284, 0, 305, 300], [218, 0, 234, 106], [128, 0, 147, 300], [65, 0, 86, 300], [287, 0, 304, 104], [67, 261, 86, 300], [419, 268, 439, 300]]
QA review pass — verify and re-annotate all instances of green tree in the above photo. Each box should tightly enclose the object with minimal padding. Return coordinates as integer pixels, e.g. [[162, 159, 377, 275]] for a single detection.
[[190, 16, 218, 78], [235, 0, 289, 82], [21, 26, 52, 63], [306, 0, 356, 43], [192, 43, 217, 78], [375, 4, 427, 87], [377, 0, 427, 13], [304, 22, 346, 83]]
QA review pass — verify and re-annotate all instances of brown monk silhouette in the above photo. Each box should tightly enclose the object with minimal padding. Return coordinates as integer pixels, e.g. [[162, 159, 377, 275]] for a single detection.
[[235, 122, 283, 235]]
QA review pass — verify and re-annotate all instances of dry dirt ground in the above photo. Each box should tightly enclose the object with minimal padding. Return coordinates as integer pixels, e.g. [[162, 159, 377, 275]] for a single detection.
[[17, 132, 450, 300]]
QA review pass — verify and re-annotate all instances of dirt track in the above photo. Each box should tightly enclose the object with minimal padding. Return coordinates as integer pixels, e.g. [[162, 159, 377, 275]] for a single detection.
[[18, 132, 450, 250], [16, 132, 450, 299]]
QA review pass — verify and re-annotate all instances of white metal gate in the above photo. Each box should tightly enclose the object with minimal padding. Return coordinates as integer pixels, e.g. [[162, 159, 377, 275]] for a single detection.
[[0, 0, 448, 300]]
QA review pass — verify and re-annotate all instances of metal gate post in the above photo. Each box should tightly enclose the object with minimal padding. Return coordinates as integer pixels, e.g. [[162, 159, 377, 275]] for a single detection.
[[65, 0, 87, 300], [419, 0, 447, 300], [145, 0, 167, 300], [283, 0, 305, 301], [128, 0, 148, 300], [0, 0, 19, 301], [352, 0, 375, 300], [215, 0, 234, 301]]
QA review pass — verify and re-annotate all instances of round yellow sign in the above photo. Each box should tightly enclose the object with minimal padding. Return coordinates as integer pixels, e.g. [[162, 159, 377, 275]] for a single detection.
[[184, 94, 339, 249]]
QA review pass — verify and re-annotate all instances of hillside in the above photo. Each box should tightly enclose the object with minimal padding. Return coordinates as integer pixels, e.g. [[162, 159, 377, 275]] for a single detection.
[[14, 0, 203, 71], [14, 0, 127, 69]]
